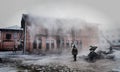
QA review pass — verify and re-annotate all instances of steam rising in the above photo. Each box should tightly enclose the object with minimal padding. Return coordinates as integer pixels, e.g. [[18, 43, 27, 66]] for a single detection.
[[23, 14, 99, 55]]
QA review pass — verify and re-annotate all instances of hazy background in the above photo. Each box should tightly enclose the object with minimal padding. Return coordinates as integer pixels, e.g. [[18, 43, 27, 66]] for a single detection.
[[0, 0, 120, 30]]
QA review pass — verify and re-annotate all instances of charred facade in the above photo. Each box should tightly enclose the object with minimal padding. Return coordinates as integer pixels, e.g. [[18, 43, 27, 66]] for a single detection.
[[21, 14, 99, 53]]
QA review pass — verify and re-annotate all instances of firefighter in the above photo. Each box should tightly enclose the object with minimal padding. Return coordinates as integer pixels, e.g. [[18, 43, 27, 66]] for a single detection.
[[88, 46, 98, 62], [72, 44, 78, 61]]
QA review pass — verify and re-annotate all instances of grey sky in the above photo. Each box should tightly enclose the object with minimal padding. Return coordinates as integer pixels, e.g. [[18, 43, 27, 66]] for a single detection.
[[0, 0, 120, 30]]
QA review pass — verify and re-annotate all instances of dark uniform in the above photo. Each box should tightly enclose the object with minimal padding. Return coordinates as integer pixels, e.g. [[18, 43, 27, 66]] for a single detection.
[[88, 51, 97, 62], [72, 45, 78, 61], [88, 46, 98, 62]]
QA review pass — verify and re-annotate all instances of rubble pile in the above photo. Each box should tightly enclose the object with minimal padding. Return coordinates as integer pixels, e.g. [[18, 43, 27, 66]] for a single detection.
[[18, 64, 95, 72], [96, 50, 115, 60]]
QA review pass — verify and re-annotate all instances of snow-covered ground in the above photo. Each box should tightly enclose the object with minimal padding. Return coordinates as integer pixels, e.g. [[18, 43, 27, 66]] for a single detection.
[[0, 50, 120, 72], [0, 64, 17, 72]]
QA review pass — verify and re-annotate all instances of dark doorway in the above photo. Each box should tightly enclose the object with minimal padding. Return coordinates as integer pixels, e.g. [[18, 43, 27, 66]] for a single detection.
[[46, 40, 50, 51], [61, 40, 64, 48], [38, 39, 42, 49], [33, 40, 37, 49], [57, 39, 60, 48], [51, 40, 54, 49]]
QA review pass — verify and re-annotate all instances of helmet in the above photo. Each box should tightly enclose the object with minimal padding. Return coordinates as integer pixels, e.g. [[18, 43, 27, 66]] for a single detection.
[[89, 46, 97, 51]]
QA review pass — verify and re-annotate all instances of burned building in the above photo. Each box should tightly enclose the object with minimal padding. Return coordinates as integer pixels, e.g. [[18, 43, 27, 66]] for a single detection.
[[21, 14, 99, 53]]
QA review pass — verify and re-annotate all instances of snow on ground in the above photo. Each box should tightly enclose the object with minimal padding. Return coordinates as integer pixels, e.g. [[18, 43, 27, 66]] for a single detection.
[[112, 50, 120, 59], [21, 51, 120, 72], [0, 62, 18, 72], [0, 50, 120, 72], [0, 66, 17, 72]]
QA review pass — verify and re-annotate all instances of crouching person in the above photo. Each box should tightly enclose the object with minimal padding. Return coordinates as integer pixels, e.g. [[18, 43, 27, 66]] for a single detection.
[[72, 45, 78, 61], [88, 46, 98, 62]]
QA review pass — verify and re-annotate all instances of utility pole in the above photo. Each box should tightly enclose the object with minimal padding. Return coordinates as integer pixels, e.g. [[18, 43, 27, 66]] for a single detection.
[[23, 22, 26, 54]]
